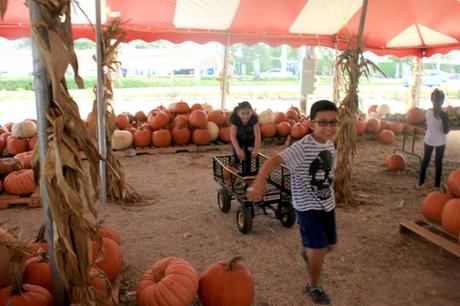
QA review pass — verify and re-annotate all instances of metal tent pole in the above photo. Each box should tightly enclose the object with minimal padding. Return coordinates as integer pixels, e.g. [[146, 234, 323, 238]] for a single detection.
[[220, 35, 230, 110], [96, 0, 107, 202], [28, 1, 66, 305]]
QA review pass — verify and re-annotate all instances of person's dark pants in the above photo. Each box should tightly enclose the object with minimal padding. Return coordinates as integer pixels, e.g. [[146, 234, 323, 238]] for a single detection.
[[418, 143, 445, 188], [232, 142, 254, 176]]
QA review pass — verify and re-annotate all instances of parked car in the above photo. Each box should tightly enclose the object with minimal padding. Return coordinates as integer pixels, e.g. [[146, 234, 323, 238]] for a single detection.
[[403, 70, 447, 87], [255, 69, 293, 80]]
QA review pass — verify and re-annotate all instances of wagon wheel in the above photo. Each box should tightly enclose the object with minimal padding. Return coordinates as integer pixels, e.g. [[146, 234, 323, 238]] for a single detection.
[[277, 203, 296, 228], [236, 206, 253, 234], [217, 188, 231, 213]]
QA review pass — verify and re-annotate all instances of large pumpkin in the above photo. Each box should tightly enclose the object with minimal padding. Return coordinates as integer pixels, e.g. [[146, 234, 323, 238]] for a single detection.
[[135, 111, 147, 122], [23, 255, 52, 291], [388, 122, 403, 135], [441, 199, 460, 235], [276, 122, 291, 137], [218, 126, 231, 143], [386, 153, 406, 172], [0, 158, 24, 176], [377, 104, 390, 116], [12, 120, 37, 138], [174, 115, 190, 128], [286, 109, 299, 121], [260, 124, 276, 138], [447, 168, 460, 197], [6, 136, 28, 155], [274, 112, 287, 124], [152, 129, 172, 148], [189, 110, 208, 129], [421, 192, 453, 224], [175, 101, 190, 114], [14, 151, 33, 169], [0, 284, 53, 306], [258, 110, 274, 125], [290, 123, 306, 139], [111, 130, 133, 150], [92, 238, 123, 281], [206, 122, 219, 142], [208, 110, 226, 126], [190, 103, 204, 112], [137, 257, 199, 306], [148, 110, 170, 130], [192, 129, 211, 145], [115, 114, 130, 130], [99, 226, 121, 245], [405, 107, 426, 125], [3, 169, 35, 195], [133, 129, 152, 148], [198, 257, 255, 306], [356, 120, 366, 136], [379, 130, 395, 144], [365, 118, 381, 134], [172, 126, 192, 145]]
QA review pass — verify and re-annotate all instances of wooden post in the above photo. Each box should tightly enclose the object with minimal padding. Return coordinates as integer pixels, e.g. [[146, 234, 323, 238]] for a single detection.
[[410, 56, 422, 109], [28, 1, 67, 304], [220, 35, 230, 110]]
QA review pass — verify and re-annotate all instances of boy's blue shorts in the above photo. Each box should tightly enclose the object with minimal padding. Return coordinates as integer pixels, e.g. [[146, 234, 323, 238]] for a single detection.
[[296, 209, 337, 249]]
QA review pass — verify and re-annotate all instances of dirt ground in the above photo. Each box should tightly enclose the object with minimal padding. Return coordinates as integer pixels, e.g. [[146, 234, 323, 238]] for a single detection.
[[1, 131, 460, 306]]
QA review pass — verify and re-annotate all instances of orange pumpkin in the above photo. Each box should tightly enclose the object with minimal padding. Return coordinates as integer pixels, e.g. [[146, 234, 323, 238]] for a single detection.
[[115, 114, 130, 130], [14, 151, 33, 169], [448, 168, 460, 197], [208, 110, 226, 126], [3, 169, 35, 195], [148, 111, 170, 130], [421, 192, 453, 224], [286, 109, 299, 121], [174, 115, 190, 128], [198, 257, 255, 306], [135, 111, 147, 122], [23, 255, 52, 291], [189, 110, 208, 129], [379, 130, 395, 144], [386, 153, 406, 172], [365, 118, 381, 134], [6, 136, 28, 155], [192, 129, 211, 145], [137, 257, 199, 306], [152, 129, 172, 148], [28, 136, 37, 151], [276, 122, 291, 137], [92, 238, 123, 281], [291, 123, 306, 139], [133, 129, 152, 148], [218, 126, 231, 143], [260, 124, 276, 138], [0, 158, 24, 176], [404, 124, 415, 134], [367, 104, 378, 115], [0, 137, 5, 152], [0, 131, 12, 143], [356, 120, 366, 136], [99, 226, 121, 245], [0, 284, 53, 306], [274, 112, 287, 124], [174, 101, 190, 114], [388, 122, 403, 135], [190, 103, 204, 112], [405, 107, 426, 125], [441, 199, 460, 235], [172, 126, 192, 145]]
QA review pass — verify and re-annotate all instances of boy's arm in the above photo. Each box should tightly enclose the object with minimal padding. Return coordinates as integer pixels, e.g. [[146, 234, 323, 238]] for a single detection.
[[252, 123, 261, 155], [246, 154, 283, 202]]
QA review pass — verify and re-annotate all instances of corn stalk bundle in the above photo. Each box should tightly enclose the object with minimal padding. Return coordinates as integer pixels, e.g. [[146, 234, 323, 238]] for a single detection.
[[30, 0, 104, 304], [333, 34, 383, 205], [0, 0, 7, 20], [88, 18, 141, 204]]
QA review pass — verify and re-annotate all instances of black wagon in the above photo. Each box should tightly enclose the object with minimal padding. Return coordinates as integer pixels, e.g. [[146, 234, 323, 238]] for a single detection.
[[212, 153, 296, 234]]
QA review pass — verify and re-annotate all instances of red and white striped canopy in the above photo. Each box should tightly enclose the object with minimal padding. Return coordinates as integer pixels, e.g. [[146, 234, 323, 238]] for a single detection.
[[2, 0, 460, 57]]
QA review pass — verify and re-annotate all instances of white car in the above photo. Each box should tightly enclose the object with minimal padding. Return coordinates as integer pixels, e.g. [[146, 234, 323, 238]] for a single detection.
[[403, 70, 447, 87]]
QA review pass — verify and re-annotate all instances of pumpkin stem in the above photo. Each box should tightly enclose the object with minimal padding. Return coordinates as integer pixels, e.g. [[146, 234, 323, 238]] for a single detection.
[[224, 256, 243, 272], [10, 264, 26, 295], [154, 271, 165, 283]]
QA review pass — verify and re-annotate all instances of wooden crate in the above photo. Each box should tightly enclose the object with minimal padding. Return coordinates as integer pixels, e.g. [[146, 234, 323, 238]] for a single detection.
[[400, 219, 460, 258], [0, 192, 41, 209]]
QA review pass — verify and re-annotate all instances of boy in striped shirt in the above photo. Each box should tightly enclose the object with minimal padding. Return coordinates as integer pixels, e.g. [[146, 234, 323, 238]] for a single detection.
[[247, 100, 339, 305]]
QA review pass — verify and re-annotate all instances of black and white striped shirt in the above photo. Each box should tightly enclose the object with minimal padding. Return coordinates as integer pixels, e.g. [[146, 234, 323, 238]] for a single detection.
[[280, 134, 336, 212]]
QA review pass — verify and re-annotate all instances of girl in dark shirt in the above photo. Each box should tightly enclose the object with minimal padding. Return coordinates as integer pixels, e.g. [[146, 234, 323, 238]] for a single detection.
[[230, 101, 261, 175]]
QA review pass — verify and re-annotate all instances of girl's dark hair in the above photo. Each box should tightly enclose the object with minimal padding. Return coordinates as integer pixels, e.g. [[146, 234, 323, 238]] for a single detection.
[[431, 88, 445, 119], [233, 101, 252, 114]]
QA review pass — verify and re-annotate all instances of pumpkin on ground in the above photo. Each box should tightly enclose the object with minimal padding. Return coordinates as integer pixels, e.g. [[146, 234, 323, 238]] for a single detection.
[[3, 169, 35, 195], [388, 122, 403, 135], [135, 111, 147, 122], [286, 109, 299, 121], [206, 122, 219, 142], [133, 129, 152, 148], [447, 168, 460, 197], [290, 123, 306, 139], [218, 126, 231, 143], [258, 110, 274, 125], [377, 104, 391, 116], [441, 199, 460, 235], [148, 111, 170, 130], [0, 158, 24, 176], [152, 129, 172, 148], [92, 238, 123, 281], [379, 130, 395, 144], [189, 110, 208, 129], [276, 122, 291, 137], [208, 110, 226, 126], [356, 120, 366, 136], [421, 192, 453, 224], [12, 120, 37, 138], [274, 112, 287, 124], [99, 226, 121, 245], [192, 129, 211, 145], [0, 283, 53, 306], [14, 151, 33, 169], [6, 136, 28, 155], [111, 130, 133, 150], [175, 101, 190, 114], [386, 153, 406, 172], [137, 257, 199, 306], [260, 124, 276, 138], [365, 118, 381, 134], [23, 253, 52, 291], [115, 114, 130, 130], [172, 126, 192, 145], [198, 256, 255, 306]]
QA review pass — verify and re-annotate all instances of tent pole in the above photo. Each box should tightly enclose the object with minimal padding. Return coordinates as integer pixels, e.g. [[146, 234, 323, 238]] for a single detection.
[[220, 35, 230, 110], [411, 56, 422, 109], [333, 41, 340, 104], [96, 0, 107, 202], [28, 1, 66, 305]]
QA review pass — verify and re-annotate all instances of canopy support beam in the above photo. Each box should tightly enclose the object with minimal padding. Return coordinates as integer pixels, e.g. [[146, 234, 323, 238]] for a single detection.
[[410, 56, 422, 109], [220, 35, 230, 110]]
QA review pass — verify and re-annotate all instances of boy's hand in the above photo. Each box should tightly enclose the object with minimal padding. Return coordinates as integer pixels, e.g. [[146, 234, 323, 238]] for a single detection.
[[237, 149, 245, 160], [246, 181, 265, 202], [251, 149, 259, 158]]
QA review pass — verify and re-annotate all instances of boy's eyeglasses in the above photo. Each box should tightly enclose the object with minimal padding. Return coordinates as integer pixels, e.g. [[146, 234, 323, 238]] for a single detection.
[[313, 120, 339, 127]]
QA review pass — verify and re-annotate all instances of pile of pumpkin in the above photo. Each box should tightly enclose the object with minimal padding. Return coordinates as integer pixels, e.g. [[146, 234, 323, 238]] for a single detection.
[[0, 225, 123, 306], [444, 105, 460, 128], [420, 168, 460, 244], [0, 120, 38, 197], [137, 255, 255, 306]]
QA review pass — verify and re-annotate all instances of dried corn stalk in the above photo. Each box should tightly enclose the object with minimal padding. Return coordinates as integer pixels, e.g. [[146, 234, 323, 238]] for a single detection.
[[88, 18, 141, 203], [333, 34, 384, 205], [0, 0, 7, 20], [30, 0, 102, 304]]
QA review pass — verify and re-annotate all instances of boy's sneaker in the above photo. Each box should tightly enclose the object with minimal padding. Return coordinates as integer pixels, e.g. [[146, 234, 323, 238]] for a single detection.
[[305, 285, 330, 305]]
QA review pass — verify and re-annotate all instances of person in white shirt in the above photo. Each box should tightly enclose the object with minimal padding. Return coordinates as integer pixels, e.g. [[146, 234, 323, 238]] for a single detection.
[[417, 89, 450, 189]]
